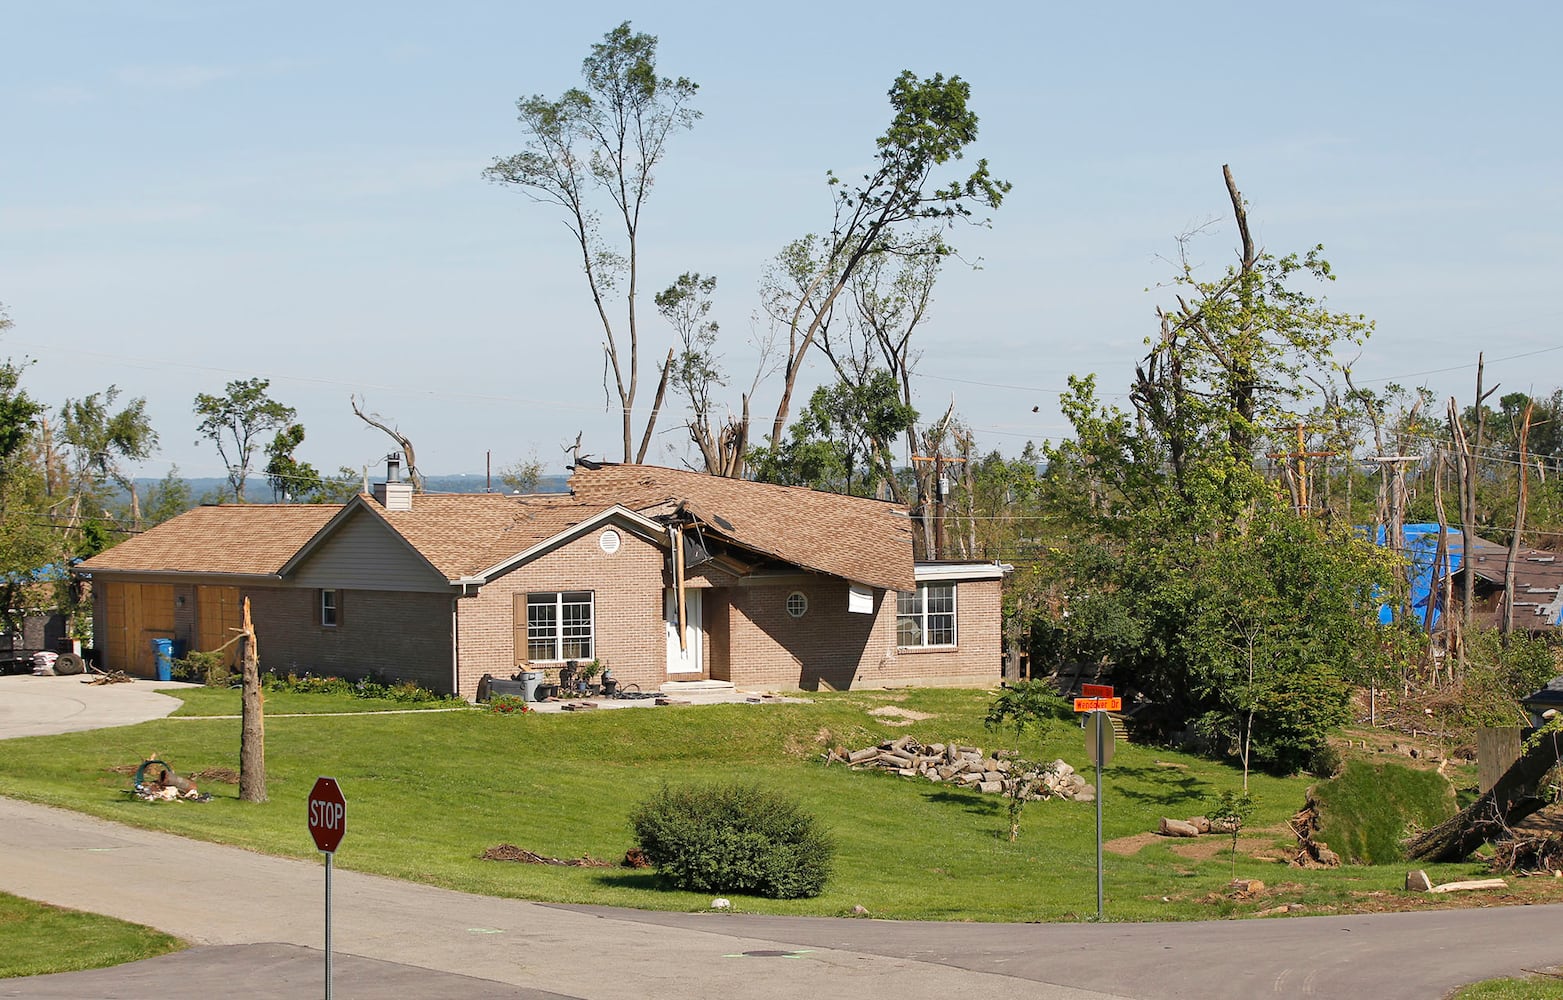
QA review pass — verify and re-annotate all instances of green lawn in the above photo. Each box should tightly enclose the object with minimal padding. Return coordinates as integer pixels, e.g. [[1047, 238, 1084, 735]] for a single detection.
[[0, 892, 183, 978], [1452, 975, 1563, 999], [0, 688, 1545, 922]]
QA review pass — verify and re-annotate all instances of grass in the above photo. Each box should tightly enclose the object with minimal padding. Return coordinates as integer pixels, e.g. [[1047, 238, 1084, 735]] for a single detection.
[[0, 891, 183, 978], [0, 687, 1554, 922], [1311, 760, 1459, 864], [1451, 974, 1563, 999]]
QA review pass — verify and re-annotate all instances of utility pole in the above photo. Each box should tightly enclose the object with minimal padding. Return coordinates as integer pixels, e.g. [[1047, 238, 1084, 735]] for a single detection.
[[1267, 423, 1334, 514], [910, 453, 967, 560]]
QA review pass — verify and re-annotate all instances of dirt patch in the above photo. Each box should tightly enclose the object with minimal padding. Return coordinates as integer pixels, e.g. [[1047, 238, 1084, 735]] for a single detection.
[[868, 706, 934, 723], [1104, 832, 1160, 856], [1170, 833, 1278, 861]]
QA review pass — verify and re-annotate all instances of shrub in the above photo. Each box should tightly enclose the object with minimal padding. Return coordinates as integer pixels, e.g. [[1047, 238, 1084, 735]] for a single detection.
[[487, 695, 530, 715], [629, 783, 834, 899], [172, 650, 231, 688]]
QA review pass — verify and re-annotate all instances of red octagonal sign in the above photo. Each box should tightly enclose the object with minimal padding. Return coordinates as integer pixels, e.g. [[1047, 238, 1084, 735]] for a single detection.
[[307, 776, 346, 854]]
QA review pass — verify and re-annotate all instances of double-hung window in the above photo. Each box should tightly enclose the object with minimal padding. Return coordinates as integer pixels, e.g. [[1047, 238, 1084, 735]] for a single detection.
[[320, 589, 339, 627], [896, 583, 956, 648], [526, 591, 593, 661]]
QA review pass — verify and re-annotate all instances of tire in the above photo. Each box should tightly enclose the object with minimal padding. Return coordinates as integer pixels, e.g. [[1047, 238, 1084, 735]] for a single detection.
[[53, 653, 85, 675]]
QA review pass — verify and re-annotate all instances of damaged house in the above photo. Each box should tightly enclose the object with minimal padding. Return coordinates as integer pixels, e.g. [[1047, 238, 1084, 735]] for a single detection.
[[77, 461, 1007, 698]]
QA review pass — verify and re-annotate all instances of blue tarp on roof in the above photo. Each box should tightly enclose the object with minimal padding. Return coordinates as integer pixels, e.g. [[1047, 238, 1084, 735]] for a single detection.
[[1375, 523, 1461, 628]]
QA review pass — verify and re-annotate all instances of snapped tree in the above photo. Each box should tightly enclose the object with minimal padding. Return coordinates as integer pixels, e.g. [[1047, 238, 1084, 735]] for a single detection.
[[486, 21, 699, 464]]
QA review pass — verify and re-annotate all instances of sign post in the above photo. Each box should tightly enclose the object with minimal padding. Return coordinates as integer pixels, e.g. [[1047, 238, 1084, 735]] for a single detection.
[[308, 777, 346, 1000], [1083, 708, 1115, 920]]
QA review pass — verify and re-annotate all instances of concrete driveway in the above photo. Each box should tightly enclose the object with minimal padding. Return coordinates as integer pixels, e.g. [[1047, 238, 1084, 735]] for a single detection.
[[0, 673, 197, 739]]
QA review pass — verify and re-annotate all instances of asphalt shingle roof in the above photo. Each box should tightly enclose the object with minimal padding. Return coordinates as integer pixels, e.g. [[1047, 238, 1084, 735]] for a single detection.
[[568, 464, 915, 591], [79, 504, 342, 577]]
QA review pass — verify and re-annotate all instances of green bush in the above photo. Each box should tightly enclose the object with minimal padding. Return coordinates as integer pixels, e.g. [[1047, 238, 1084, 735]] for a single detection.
[[172, 650, 231, 687], [260, 672, 462, 705], [629, 783, 834, 899]]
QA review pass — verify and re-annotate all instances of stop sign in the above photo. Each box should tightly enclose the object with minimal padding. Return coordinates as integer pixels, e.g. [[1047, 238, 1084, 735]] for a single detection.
[[307, 777, 347, 853]]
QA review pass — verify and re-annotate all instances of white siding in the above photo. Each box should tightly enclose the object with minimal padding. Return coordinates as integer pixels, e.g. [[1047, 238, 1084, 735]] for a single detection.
[[289, 510, 449, 592]]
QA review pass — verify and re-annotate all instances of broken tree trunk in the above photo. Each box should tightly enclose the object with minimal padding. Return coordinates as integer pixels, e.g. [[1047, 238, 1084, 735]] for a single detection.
[[238, 597, 267, 803], [1405, 727, 1563, 862]]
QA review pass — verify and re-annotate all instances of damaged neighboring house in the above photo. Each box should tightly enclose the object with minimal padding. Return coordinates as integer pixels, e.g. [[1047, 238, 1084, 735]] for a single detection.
[[1378, 524, 1563, 632], [76, 461, 1008, 698]]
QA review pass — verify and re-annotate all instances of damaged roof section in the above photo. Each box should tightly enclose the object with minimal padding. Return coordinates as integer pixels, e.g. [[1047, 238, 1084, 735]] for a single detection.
[[568, 464, 916, 592]]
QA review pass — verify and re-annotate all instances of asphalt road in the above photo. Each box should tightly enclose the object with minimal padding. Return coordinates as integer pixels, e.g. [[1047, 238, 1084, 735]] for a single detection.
[[0, 797, 1559, 999]]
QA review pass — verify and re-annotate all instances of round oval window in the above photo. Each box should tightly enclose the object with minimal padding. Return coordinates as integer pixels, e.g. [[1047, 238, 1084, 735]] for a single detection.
[[786, 591, 808, 618], [599, 529, 621, 554]]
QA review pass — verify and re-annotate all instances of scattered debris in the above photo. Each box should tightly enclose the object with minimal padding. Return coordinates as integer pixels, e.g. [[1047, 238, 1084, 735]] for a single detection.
[[622, 848, 652, 869], [129, 758, 211, 803], [710, 897, 731, 910], [1255, 903, 1306, 917], [1493, 834, 1563, 875], [1405, 870, 1434, 892], [1289, 798, 1343, 867], [1228, 879, 1266, 897], [84, 669, 134, 685], [851, 904, 870, 915], [480, 844, 613, 867], [825, 736, 1095, 802]]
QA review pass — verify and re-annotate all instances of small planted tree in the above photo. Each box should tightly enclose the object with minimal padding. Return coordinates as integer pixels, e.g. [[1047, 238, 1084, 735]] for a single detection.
[[984, 681, 1073, 842], [1209, 789, 1254, 878], [629, 782, 833, 899]]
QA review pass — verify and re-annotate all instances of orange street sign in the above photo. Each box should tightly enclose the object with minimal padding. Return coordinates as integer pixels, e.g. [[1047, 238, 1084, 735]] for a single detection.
[[1082, 684, 1114, 699], [1074, 697, 1122, 712]]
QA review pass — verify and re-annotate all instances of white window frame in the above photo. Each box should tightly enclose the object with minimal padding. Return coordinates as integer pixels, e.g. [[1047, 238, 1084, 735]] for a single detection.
[[896, 583, 956, 648], [526, 591, 594, 662], [320, 589, 338, 628]]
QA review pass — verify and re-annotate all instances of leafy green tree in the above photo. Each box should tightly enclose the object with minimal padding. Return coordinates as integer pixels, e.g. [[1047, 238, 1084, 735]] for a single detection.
[[58, 385, 158, 534], [193, 379, 295, 502], [1209, 790, 1254, 878], [0, 306, 58, 632], [143, 467, 193, 525], [752, 370, 915, 496], [762, 72, 1008, 452], [486, 21, 699, 464], [1030, 170, 1398, 773], [262, 424, 355, 503], [499, 453, 544, 493]]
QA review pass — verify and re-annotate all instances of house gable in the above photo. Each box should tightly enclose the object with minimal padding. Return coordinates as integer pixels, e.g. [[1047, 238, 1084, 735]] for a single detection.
[[287, 503, 452, 592]]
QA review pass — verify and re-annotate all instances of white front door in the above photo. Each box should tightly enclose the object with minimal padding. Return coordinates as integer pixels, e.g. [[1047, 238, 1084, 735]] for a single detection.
[[665, 587, 703, 674]]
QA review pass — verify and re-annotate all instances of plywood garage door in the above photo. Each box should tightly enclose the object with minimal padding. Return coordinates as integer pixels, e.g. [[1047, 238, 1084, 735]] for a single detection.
[[196, 586, 242, 669], [102, 582, 176, 677]]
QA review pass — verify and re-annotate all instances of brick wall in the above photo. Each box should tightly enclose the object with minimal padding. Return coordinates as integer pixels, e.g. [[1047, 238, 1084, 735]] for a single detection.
[[244, 585, 455, 692], [454, 524, 677, 699], [724, 576, 1002, 691]]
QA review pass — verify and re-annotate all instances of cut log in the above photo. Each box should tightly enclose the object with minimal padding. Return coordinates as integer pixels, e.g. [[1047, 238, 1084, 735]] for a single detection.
[[1159, 818, 1200, 838], [1405, 870, 1433, 892], [1428, 878, 1507, 894], [1406, 728, 1563, 862], [847, 747, 879, 764]]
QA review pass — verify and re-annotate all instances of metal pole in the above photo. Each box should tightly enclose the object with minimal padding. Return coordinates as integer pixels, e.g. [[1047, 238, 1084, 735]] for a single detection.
[[325, 850, 334, 1000], [1095, 755, 1104, 919]]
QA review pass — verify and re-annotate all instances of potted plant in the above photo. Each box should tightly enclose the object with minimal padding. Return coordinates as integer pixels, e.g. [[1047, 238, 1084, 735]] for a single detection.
[[578, 659, 602, 695], [534, 667, 558, 700]]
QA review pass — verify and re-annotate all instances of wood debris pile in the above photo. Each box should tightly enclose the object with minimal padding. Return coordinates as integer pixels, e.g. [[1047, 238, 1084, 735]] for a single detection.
[[1287, 799, 1342, 867], [824, 736, 1095, 802], [480, 844, 614, 867], [1492, 834, 1563, 875]]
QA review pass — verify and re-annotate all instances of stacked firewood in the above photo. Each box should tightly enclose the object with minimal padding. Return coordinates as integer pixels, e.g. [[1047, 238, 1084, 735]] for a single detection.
[[825, 736, 1096, 802]]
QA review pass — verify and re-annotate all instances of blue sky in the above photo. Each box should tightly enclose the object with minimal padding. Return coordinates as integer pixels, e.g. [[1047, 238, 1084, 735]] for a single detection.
[[4, 2, 1561, 481]]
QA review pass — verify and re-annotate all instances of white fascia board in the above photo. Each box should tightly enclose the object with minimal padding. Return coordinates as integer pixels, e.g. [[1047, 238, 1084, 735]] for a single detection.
[[472, 505, 666, 581], [914, 561, 1011, 582]]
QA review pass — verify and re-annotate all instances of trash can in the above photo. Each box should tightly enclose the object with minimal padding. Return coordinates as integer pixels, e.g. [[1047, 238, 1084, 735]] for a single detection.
[[150, 638, 184, 682], [519, 670, 543, 702]]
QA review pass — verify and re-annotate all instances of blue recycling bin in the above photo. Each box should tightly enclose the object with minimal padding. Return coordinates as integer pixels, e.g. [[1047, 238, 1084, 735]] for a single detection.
[[150, 638, 184, 681]]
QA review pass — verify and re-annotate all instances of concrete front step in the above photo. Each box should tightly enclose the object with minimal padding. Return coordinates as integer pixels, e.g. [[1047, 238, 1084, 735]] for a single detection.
[[659, 679, 738, 693]]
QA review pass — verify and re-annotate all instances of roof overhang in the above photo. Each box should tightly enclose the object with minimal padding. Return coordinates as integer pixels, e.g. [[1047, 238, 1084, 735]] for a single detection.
[[915, 561, 1011, 583]]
